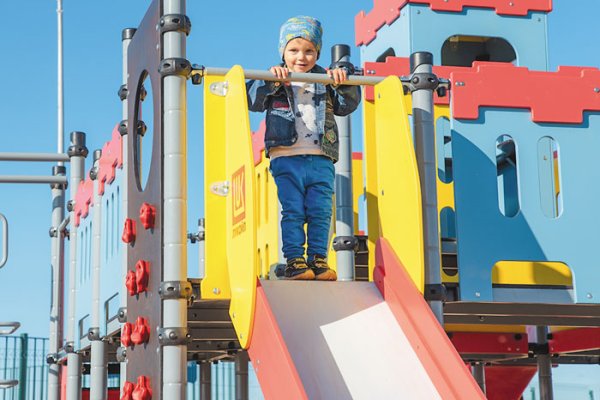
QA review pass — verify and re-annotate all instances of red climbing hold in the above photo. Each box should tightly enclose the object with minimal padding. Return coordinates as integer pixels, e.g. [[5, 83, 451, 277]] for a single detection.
[[139, 203, 156, 230], [121, 381, 134, 400], [122, 218, 136, 243], [121, 322, 133, 348], [135, 260, 150, 293], [125, 270, 137, 296], [132, 376, 152, 400], [131, 316, 150, 345]]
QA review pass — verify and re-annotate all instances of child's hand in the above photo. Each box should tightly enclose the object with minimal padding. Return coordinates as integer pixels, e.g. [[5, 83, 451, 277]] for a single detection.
[[327, 67, 348, 86], [270, 66, 289, 80]]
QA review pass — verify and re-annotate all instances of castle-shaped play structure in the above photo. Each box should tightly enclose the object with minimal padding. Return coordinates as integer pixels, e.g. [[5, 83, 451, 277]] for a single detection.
[[2, 0, 600, 399]]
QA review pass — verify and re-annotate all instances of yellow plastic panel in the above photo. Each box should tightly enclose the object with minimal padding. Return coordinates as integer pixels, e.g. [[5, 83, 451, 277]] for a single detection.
[[255, 157, 280, 278], [352, 155, 364, 233], [374, 77, 425, 292], [363, 99, 379, 281], [201, 74, 231, 300], [434, 106, 458, 284], [224, 66, 257, 348], [492, 261, 572, 286]]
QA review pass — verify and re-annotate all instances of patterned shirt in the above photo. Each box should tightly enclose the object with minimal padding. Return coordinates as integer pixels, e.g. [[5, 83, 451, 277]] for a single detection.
[[269, 82, 324, 160]]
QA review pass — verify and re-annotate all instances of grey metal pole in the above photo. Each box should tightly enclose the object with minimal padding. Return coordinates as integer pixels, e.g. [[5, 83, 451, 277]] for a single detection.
[[197, 67, 384, 86], [89, 150, 107, 400], [537, 326, 554, 400], [120, 26, 136, 392], [66, 132, 87, 400], [234, 352, 249, 400], [331, 44, 355, 282], [57, 0, 64, 164], [199, 362, 211, 400], [0, 176, 69, 185], [471, 362, 486, 394], [0, 153, 70, 162], [48, 165, 66, 400], [162, 0, 188, 398], [410, 52, 444, 324]]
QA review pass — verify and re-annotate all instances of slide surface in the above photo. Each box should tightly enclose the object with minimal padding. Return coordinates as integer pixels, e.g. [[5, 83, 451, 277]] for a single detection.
[[247, 238, 485, 399]]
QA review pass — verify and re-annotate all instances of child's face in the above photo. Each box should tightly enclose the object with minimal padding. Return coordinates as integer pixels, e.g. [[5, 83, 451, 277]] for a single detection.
[[283, 38, 318, 73]]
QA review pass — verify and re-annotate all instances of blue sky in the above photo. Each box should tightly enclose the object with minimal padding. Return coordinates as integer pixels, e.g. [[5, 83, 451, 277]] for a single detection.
[[0, 0, 599, 396]]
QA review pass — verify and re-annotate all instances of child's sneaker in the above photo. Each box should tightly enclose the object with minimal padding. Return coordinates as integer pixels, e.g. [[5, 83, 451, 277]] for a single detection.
[[284, 257, 315, 280], [308, 255, 337, 281]]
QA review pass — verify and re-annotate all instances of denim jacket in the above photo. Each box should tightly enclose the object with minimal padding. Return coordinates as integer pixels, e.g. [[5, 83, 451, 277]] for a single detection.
[[246, 64, 361, 163]]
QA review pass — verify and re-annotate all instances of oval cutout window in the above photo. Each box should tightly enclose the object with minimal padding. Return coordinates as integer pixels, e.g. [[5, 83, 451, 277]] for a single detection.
[[496, 135, 520, 217], [133, 72, 154, 191], [537, 137, 562, 218]]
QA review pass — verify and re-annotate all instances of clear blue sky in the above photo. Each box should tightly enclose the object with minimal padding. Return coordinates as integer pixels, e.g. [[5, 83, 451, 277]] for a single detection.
[[0, 0, 598, 396]]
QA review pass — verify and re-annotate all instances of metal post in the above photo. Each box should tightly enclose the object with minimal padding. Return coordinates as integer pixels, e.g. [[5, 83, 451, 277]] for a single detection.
[[18, 334, 27, 400], [471, 362, 486, 394], [331, 44, 355, 282], [537, 326, 554, 400], [120, 26, 136, 392], [162, 0, 188, 398], [234, 352, 249, 400], [57, 0, 64, 163], [48, 165, 66, 400], [200, 363, 211, 400], [89, 150, 107, 400], [410, 52, 444, 324], [66, 132, 87, 400]]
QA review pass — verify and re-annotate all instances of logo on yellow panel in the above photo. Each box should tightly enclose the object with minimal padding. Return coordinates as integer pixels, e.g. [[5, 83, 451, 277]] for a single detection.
[[232, 166, 246, 237]]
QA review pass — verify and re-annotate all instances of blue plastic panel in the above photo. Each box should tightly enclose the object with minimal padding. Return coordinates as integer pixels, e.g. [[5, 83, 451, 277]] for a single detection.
[[451, 108, 600, 303], [99, 168, 123, 337], [76, 210, 93, 349], [360, 8, 411, 64], [360, 4, 548, 71]]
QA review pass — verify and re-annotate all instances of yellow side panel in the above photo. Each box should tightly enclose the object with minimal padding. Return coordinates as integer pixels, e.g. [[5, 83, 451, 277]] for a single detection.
[[224, 66, 257, 348], [352, 155, 364, 233], [201, 74, 231, 300], [434, 105, 458, 284], [492, 261, 573, 286], [374, 77, 425, 292], [363, 99, 379, 281], [255, 157, 280, 278]]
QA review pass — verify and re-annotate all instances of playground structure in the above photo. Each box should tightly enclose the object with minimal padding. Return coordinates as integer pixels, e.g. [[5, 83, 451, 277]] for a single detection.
[[1, 0, 600, 399]]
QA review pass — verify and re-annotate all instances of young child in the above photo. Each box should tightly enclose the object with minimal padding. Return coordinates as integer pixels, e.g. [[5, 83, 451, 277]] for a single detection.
[[246, 16, 361, 280]]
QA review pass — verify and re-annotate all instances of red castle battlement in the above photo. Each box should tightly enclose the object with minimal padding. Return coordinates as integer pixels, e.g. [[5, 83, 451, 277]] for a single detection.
[[74, 125, 123, 227], [355, 0, 553, 46], [363, 57, 600, 124]]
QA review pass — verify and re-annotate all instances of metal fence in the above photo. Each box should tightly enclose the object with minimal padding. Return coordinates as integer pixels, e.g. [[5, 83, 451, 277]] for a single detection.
[[0, 335, 48, 400], [0, 335, 263, 399], [186, 362, 264, 400]]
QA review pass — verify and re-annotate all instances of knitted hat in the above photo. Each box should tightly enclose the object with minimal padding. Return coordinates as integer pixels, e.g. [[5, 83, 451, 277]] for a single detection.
[[278, 16, 323, 58]]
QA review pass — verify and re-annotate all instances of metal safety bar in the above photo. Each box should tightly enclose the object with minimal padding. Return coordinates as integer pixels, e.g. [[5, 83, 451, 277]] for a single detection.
[[191, 65, 451, 91], [0, 176, 68, 185], [0, 153, 70, 162], [0, 214, 7, 269]]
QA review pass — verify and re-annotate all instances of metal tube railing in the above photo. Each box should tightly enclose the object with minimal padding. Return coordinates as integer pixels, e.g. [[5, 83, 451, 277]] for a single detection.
[[0, 153, 70, 163], [193, 66, 386, 86], [0, 176, 68, 185], [0, 214, 7, 269]]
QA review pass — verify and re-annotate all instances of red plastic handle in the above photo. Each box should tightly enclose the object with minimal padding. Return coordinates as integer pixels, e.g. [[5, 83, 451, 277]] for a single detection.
[[122, 218, 136, 243], [139, 203, 156, 230]]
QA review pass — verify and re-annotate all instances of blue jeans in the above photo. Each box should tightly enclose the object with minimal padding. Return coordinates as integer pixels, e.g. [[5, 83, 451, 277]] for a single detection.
[[269, 155, 335, 261]]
